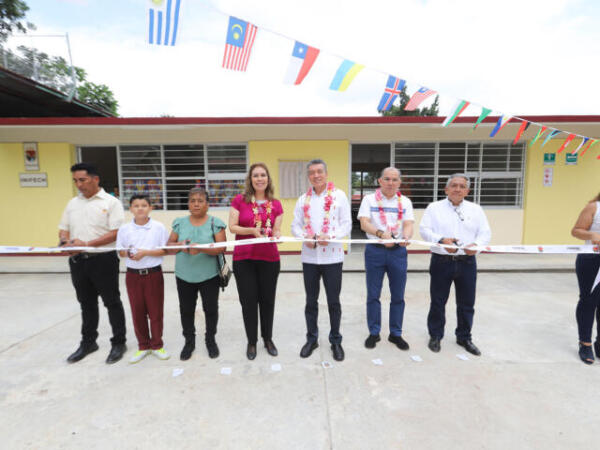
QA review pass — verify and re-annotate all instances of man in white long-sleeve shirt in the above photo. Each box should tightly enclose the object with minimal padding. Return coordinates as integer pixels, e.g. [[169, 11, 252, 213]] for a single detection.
[[419, 173, 491, 356], [291, 159, 352, 361]]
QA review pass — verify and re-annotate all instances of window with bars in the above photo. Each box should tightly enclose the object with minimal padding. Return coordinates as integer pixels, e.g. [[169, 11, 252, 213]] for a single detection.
[[116, 144, 247, 210], [394, 141, 524, 208]]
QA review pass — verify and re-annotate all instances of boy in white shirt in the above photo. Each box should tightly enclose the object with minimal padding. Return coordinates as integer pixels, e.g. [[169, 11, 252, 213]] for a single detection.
[[116, 195, 170, 363]]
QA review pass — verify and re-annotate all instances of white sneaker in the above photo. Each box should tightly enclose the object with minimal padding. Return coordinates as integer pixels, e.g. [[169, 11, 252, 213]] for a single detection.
[[152, 348, 170, 360], [129, 349, 151, 364]]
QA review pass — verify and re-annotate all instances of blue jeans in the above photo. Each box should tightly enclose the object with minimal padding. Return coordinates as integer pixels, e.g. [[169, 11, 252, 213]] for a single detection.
[[575, 254, 600, 342], [427, 253, 477, 340], [365, 244, 408, 336]]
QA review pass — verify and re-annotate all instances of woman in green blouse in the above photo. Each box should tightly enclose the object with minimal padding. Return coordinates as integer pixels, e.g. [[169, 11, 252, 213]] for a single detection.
[[168, 188, 226, 361]]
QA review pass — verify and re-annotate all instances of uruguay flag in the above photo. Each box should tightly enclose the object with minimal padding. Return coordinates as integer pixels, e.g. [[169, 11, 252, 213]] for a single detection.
[[284, 41, 320, 85], [377, 76, 405, 111], [147, 0, 182, 46]]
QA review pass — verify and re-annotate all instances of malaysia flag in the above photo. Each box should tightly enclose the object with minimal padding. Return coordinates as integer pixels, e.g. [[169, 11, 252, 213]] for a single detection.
[[404, 87, 436, 111], [222, 16, 258, 72], [377, 76, 405, 111], [284, 41, 320, 85]]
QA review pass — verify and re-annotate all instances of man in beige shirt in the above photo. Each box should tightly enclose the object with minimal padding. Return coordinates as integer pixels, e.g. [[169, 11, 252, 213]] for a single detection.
[[59, 163, 127, 364]]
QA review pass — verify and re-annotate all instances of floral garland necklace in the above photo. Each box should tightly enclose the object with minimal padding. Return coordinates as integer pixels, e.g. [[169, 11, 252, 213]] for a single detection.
[[251, 196, 273, 236], [303, 182, 335, 237], [375, 189, 403, 235]]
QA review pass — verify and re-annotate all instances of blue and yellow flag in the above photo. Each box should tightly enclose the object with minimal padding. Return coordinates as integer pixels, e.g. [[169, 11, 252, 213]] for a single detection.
[[329, 60, 364, 92]]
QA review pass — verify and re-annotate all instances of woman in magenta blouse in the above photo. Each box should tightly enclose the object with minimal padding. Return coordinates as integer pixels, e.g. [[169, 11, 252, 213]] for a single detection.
[[229, 163, 284, 360]]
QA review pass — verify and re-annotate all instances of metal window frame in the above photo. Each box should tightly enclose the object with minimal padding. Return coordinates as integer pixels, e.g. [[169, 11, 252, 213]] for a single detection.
[[115, 142, 248, 211]]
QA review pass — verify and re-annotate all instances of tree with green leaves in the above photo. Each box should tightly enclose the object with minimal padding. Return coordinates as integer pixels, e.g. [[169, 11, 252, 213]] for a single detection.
[[0, 0, 33, 42], [380, 85, 439, 117]]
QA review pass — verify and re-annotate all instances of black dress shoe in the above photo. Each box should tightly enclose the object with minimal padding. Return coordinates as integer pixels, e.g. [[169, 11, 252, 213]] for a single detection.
[[364, 334, 381, 349], [388, 335, 409, 350], [300, 341, 318, 358], [428, 337, 441, 353], [67, 342, 99, 363], [579, 343, 595, 365], [457, 339, 481, 356], [106, 343, 127, 364], [331, 343, 345, 361], [180, 341, 195, 361], [246, 344, 257, 360], [264, 339, 278, 357], [206, 339, 219, 359]]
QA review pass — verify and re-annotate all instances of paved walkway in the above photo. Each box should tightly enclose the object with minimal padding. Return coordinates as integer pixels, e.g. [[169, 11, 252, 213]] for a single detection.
[[0, 252, 597, 449]]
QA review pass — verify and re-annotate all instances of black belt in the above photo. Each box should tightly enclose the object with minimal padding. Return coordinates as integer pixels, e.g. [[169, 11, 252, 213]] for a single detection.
[[127, 265, 162, 275], [433, 253, 473, 262], [371, 243, 400, 250], [70, 251, 114, 262]]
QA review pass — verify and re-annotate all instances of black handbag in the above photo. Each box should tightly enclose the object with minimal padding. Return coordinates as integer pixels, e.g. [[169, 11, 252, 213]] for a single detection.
[[211, 217, 232, 291]]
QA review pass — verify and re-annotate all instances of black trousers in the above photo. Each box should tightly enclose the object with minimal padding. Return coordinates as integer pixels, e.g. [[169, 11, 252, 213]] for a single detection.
[[575, 254, 600, 342], [176, 276, 220, 342], [303, 262, 343, 345], [69, 251, 126, 345], [233, 259, 281, 344]]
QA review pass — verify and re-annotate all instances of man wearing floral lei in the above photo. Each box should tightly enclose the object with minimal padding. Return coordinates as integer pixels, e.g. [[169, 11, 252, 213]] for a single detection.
[[357, 167, 414, 352], [291, 159, 352, 362]]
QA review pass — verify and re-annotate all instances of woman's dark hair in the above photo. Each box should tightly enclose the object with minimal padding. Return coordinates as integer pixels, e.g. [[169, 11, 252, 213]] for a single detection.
[[188, 187, 209, 202], [594, 192, 600, 202], [243, 162, 274, 202]]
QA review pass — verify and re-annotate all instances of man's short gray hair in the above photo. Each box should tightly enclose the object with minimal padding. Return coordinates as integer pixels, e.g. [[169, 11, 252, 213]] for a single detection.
[[446, 173, 470, 188], [380, 167, 401, 179], [307, 159, 327, 173]]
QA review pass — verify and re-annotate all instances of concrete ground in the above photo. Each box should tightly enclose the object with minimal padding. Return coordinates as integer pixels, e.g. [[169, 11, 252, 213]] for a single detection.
[[1, 253, 598, 449]]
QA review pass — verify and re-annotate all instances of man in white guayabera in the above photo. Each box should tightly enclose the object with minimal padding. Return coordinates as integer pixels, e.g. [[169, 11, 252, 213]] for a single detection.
[[420, 173, 491, 356], [291, 159, 352, 362]]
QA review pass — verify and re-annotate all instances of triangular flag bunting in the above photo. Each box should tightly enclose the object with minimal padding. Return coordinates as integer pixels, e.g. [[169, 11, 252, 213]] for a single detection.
[[329, 60, 364, 92], [556, 133, 576, 154], [582, 139, 598, 157], [490, 115, 512, 138], [222, 16, 258, 72], [529, 126, 547, 148], [284, 41, 320, 85], [512, 121, 530, 145], [541, 129, 561, 148], [405, 87, 436, 111], [442, 100, 470, 127], [377, 76, 405, 111], [472, 107, 492, 130], [572, 137, 589, 155]]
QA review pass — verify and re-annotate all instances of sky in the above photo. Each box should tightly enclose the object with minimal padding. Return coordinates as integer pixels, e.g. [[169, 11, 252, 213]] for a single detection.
[[6, 0, 600, 118]]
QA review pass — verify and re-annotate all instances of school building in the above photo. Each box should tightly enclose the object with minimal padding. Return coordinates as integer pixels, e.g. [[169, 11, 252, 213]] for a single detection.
[[0, 115, 598, 250]]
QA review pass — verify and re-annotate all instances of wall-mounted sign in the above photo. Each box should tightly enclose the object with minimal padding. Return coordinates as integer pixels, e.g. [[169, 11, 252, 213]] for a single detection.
[[543, 153, 556, 165], [23, 142, 39, 171], [543, 167, 553, 187], [19, 173, 48, 187], [565, 153, 578, 165]]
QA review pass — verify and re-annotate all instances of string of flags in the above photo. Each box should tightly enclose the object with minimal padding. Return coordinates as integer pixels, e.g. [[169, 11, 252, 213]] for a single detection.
[[145, 0, 600, 159]]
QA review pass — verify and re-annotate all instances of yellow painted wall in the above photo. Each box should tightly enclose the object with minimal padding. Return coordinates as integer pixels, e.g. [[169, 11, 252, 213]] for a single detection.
[[248, 140, 349, 251], [523, 138, 598, 244], [0, 142, 76, 246]]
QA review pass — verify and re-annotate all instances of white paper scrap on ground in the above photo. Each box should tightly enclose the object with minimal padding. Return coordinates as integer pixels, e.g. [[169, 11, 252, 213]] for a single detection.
[[321, 361, 333, 369], [371, 358, 383, 365], [271, 363, 282, 372], [220, 367, 232, 375], [456, 353, 470, 361], [172, 368, 184, 377], [410, 355, 423, 362]]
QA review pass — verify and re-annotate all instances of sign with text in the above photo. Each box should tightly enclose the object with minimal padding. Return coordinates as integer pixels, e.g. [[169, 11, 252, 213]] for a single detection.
[[543, 167, 553, 187], [23, 142, 39, 171], [565, 153, 578, 165], [19, 173, 48, 187], [543, 153, 556, 165]]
